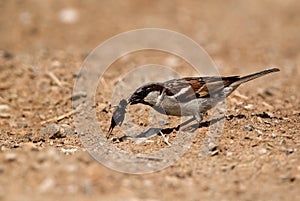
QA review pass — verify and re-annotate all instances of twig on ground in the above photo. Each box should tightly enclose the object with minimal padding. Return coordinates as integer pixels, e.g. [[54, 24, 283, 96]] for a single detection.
[[40, 110, 77, 125]]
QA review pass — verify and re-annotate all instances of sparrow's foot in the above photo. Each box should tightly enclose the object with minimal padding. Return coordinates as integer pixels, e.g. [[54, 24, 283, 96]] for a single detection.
[[159, 131, 171, 146]]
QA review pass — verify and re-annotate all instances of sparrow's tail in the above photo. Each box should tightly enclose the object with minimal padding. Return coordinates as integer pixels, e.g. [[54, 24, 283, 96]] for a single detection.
[[231, 68, 280, 87]]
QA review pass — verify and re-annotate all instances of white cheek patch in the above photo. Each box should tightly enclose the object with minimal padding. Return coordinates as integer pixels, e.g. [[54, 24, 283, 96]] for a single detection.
[[144, 91, 160, 105], [173, 86, 190, 98], [156, 88, 166, 106]]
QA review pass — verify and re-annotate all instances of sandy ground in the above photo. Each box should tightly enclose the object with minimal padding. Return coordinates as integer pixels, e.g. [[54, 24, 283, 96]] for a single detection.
[[0, 1, 300, 201]]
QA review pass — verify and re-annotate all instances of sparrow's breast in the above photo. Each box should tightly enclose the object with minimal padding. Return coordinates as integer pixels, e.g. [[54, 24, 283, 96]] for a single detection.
[[153, 97, 214, 117]]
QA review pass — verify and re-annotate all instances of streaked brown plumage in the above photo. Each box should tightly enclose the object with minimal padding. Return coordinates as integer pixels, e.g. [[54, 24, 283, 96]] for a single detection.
[[108, 68, 280, 135]]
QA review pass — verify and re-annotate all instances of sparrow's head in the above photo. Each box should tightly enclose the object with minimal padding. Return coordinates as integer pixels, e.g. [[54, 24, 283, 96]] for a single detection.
[[128, 83, 164, 106]]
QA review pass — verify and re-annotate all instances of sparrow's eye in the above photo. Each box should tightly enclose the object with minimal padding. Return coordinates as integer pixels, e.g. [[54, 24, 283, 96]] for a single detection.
[[135, 87, 147, 97]]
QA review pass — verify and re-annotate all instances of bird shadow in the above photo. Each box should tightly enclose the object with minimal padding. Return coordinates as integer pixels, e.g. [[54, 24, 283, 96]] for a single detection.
[[116, 113, 247, 142], [160, 116, 226, 135]]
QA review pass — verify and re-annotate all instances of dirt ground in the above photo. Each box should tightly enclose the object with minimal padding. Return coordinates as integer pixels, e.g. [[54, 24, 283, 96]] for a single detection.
[[1, 1, 300, 201]]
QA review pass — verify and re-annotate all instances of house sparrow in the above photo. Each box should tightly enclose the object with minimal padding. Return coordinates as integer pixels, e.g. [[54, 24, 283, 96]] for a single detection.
[[108, 68, 280, 136]]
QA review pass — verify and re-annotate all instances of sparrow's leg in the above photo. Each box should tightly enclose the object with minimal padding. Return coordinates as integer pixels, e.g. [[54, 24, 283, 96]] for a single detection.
[[159, 131, 171, 146], [194, 113, 203, 123], [177, 113, 203, 132]]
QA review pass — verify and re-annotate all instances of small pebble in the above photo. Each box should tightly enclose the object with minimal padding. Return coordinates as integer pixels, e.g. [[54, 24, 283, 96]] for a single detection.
[[22, 142, 38, 150], [65, 164, 78, 172], [0, 50, 13, 59], [0, 105, 10, 111], [258, 147, 267, 155], [61, 148, 77, 155], [4, 153, 17, 162], [286, 149, 294, 155], [244, 104, 254, 110], [0, 113, 10, 118], [39, 178, 55, 192], [61, 124, 75, 135], [244, 125, 253, 131], [271, 132, 277, 138], [263, 89, 273, 96], [266, 112, 275, 118], [159, 120, 169, 126], [17, 122, 28, 128], [210, 149, 219, 156], [58, 8, 79, 24], [81, 179, 93, 194], [226, 152, 233, 157], [40, 123, 73, 139], [165, 176, 180, 187], [0, 104, 10, 118], [50, 60, 62, 68]]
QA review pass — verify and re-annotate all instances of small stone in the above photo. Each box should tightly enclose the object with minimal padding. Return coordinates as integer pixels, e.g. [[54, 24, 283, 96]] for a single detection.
[[292, 111, 300, 115], [22, 142, 38, 150], [210, 149, 219, 156], [39, 178, 55, 192], [266, 112, 275, 118], [65, 164, 78, 172], [0, 105, 10, 111], [58, 8, 79, 24], [159, 120, 169, 126], [0, 105, 10, 118], [50, 60, 62, 68], [39, 114, 46, 120], [40, 123, 67, 139], [17, 122, 28, 128], [165, 176, 180, 187], [258, 147, 267, 155], [286, 149, 294, 155], [4, 153, 17, 162], [263, 89, 273, 96], [244, 104, 254, 110], [0, 50, 13, 59], [81, 179, 93, 194], [61, 148, 77, 155], [0, 113, 10, 118], [244, 125, 253, 131], [271, 132, 277, 138], [226, 152, 233, 157], [60, 124, 75, 135]]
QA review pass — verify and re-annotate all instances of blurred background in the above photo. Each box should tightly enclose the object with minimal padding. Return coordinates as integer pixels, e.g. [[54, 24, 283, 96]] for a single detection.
[[2, 0, 300, 64]]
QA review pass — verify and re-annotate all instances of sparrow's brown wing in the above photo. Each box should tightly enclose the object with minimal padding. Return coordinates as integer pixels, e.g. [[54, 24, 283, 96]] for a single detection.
[[163, 76, 240, 102]]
